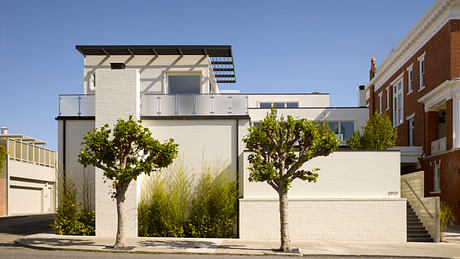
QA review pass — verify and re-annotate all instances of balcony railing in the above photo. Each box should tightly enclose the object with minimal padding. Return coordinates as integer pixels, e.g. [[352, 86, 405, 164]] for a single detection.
[[59, 94, 95, 117], [431, 137, 446, 155], [142, 94, 249, 116], [58, 94, 249, 117]]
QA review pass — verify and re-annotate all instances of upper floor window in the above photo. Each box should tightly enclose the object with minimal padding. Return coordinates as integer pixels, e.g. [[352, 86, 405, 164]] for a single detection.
[[386, 87, 389, 110], [406, 64, 413, 94], [168, 74, 201, 94], [259, 102, 299, 108], [418, 53, 425, 91], [378, 93, 383, 114], [393, 80, 404, 126], [327, 121, 354, 143]]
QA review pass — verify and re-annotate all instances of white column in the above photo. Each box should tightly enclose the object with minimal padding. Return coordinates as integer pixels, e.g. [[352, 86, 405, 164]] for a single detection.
[[95, 69, 140, 237]]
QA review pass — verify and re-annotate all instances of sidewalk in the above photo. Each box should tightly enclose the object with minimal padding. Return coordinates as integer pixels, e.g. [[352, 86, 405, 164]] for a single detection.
[[15, 233, 460, 258]]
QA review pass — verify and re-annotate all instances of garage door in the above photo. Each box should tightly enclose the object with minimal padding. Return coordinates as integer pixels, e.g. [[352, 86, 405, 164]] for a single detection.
[[9, 186, 42, 215]]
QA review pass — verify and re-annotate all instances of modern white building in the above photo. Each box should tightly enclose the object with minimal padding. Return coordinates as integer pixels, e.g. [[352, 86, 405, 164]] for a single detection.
[[0, 127, 56, 216], [57, 45, 406, 241]]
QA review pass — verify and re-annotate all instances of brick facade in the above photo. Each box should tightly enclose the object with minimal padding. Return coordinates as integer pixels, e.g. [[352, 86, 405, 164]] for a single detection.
[[367, 18, 460, 223]]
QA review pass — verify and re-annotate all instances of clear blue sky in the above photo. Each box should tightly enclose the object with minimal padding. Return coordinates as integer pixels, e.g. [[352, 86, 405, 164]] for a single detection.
[[0, 0, 434, 149]]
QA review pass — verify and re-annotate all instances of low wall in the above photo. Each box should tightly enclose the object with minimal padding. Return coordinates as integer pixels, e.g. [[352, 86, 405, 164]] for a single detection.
[[240, 151, 406, 241], [240, 198, 406, 241], [401, 171, 440, 242]]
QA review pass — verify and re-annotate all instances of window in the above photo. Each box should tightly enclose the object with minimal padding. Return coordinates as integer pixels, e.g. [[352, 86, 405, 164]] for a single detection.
[[378, 93, 383, 114], [273, 102, 285, 108], [407, 65, 413, 94], [418, 53, 425, 91], [259, 101, 299, 108], [253, 121, 261, 127], [327, 121, 354, 143], [168, 75, 201, 94], [431, 160, 441, 193], [260, 102, 272, 108], [386, 87, 389, 110], [287, 102, 299, 108], [393, 80, 404, 126], [89, 73, 96, 90]]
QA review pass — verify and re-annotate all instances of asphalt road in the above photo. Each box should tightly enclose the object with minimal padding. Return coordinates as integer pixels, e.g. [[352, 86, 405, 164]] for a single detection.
[[0, 213, 54, 246]]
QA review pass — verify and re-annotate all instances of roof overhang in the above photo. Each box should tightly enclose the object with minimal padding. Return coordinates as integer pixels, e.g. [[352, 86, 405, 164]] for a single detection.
[[76, 45, 236, 83]]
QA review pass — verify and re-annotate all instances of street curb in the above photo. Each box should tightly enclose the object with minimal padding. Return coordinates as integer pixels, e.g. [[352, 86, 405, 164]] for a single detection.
[[14, 239, 452, 259]]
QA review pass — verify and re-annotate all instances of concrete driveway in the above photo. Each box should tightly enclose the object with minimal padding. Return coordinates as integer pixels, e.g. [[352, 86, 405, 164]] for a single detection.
[[0, 214, 54, 246]]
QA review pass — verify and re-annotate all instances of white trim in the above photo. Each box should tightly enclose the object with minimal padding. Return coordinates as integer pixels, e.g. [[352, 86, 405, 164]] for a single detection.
[[365, 0, 459, 94], [417, 51, 426, 61], [418, 79, 460, 111], [378, 92, 383, 114], [390, 72, 405, 87], [406, 113, 415, 121]]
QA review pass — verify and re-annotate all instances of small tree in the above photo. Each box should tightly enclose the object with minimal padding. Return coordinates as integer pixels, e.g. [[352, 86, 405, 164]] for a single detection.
[[0, 146, 6, 177], [79, 116, 178, 248], [347, 111, 397, 150], [243, 109, 339, 252]]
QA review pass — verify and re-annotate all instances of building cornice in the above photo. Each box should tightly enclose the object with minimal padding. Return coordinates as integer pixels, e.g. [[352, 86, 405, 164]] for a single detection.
[[366, 0, 459, 94]]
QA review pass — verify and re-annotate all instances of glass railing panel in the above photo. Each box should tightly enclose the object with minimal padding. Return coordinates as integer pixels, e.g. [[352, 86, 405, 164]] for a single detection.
[[231, 95, 247, 115], [213, 95, 232, 115], [160, 95, 177, 115], [59, 95, 80, 116], [28, 145, 34, 162], [195, 95, 212, 115], [80, 95, 95, 116], [34, 146, 39, 163], [7, 140, 15, 158], [15, 141, 21, 160], [177, 95, 194, 115]]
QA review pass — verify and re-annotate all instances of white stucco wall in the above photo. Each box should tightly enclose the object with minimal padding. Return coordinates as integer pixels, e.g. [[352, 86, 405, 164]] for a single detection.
[[239, 151, 406, 241], [84, 55, 212, 95], [247, 94, 329, 108], [57, 120, 95, 210], [248, 107, 368, 133], [141, 119, 250, 184]]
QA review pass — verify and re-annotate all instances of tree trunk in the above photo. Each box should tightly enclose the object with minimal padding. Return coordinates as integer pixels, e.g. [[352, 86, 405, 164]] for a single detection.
[[113, 182, 129, 249], [279, 189, 291, 252]]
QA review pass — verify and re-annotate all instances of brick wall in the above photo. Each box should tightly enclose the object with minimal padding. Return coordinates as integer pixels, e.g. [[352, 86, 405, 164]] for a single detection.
[[369, 20, 460, 148], [239, 198, 406, 241], [422, 149, 460, 224]]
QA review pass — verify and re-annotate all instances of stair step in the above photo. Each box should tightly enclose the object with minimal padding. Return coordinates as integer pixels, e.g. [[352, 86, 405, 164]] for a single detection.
[[407, 237, 434, 242], [407, 230, 429, 235]]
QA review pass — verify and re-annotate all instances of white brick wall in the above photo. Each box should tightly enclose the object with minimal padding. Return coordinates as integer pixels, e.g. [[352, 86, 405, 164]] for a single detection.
[[95, 69, 140, 237], [239, 198, 406, 242]]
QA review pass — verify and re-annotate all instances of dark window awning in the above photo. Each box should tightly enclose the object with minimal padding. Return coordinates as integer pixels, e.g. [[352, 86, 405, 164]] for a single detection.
[[76, 45, 236, 83]]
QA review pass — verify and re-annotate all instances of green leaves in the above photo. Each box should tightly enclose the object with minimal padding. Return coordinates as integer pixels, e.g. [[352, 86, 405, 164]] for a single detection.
[[78, 115, 178, 186], [347, 111, 397, 150], [243, 108, 339, 193], [0, 145, 6, 177]]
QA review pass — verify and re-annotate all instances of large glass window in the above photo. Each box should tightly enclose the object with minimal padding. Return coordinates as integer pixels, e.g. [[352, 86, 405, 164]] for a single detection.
[[260, 102, 272, 108], [327, 121, 354, 143], [393, 80, 404, 126], [168, 75, 201, 94]]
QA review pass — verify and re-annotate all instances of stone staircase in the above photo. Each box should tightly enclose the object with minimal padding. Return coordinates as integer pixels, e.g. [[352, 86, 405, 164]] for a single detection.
[[407, 203, 433, 242]]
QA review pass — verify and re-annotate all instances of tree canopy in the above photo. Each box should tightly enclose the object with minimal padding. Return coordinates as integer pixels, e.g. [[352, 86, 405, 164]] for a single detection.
[[79, 116, 178, 248], [347, 111, 397, 150]]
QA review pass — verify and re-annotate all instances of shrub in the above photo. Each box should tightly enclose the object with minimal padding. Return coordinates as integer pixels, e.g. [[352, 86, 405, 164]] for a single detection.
[[440, 201, 456, 241], [138, 161, 238, 238], [52, 172, 95, 235], [186, 164, 238, 238], [138, 162, 191, 237]]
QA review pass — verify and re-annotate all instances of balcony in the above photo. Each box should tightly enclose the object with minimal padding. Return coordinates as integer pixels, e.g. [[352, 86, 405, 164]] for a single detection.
[[431, 137, 447, 155], [58, 94, 249, 117]]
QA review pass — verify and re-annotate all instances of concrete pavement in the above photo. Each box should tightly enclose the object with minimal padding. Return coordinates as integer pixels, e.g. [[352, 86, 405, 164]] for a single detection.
[[15, 233, 460, 258]]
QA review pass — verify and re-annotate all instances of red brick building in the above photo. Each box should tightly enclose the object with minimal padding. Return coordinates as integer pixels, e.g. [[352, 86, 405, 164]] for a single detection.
[[365, 0, 460, 222]]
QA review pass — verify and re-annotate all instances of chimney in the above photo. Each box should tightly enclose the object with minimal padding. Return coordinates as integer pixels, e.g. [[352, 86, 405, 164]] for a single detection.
[[1, 127, 8, 135], [370, 57, 376, 80], [358, 85, 366, 107]]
